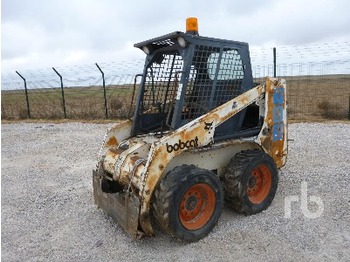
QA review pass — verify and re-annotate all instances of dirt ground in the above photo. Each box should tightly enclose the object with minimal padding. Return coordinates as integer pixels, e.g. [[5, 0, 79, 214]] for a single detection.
[[1, 122, 350, 261]]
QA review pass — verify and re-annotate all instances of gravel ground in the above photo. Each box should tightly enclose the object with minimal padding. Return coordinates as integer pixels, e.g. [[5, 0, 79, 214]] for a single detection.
[[1, 122, 350, 261]]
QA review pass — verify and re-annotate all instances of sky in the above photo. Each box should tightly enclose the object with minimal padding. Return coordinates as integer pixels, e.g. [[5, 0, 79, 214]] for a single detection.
[[1, 0, 350, 81]]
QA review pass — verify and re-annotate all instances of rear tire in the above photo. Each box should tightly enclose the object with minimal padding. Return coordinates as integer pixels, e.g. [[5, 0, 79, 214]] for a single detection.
[[152, 165, 223, 242], [223, 150, 278, 214]]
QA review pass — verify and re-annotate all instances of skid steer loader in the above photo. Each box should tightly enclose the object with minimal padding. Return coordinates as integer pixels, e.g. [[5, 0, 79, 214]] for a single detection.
[[93, 17, 287, 242]]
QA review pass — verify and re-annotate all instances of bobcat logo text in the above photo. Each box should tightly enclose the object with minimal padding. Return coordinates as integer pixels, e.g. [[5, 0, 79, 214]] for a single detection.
[[166, 137, 199, 153]]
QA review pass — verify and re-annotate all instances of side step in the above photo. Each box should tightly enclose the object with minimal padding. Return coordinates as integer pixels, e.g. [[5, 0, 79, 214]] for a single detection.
[[92, 169, 145, 239]]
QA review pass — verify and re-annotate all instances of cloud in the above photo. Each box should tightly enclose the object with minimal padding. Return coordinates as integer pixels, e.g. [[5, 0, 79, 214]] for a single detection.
[[1, 0, 350, 75], [244, 0, 350, 44]]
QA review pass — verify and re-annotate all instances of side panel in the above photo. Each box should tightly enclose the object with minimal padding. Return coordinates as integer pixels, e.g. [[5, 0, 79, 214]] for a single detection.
[[165, 140, 261, 176]]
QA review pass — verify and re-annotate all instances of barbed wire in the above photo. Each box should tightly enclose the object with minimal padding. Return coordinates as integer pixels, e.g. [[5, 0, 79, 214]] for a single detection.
[[2, 42, 350, 90]]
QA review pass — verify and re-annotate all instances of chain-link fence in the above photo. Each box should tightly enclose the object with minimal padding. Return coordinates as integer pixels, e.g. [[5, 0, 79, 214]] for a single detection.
[[1, 60, 144, 120], [2, 42, 350, 121], [253, 62, 350, 120]]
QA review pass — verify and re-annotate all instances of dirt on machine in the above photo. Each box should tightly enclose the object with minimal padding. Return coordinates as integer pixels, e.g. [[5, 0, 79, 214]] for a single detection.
[[93, 17, 287, 242]]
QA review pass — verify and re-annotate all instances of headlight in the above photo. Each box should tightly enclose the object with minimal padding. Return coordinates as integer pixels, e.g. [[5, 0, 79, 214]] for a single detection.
[[177, 37, 187, 48], [142, 46, 150, 55]]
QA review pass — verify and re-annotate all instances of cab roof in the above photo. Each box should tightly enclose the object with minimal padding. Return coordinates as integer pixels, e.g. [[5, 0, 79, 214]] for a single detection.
[[134, 31, 249, 52]]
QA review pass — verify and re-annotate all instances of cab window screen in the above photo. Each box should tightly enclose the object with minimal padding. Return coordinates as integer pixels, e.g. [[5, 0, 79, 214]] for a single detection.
[[207, 50, 244, 80]]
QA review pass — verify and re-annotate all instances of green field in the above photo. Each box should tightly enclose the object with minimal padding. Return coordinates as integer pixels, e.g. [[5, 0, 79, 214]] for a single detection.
[[2, 75, 350, 120]]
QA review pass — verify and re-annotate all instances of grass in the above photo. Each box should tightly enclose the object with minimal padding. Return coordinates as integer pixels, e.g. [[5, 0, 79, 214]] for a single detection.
[[285, 75, 350, 120], [255, 74, 350, 120], [2, 75, 350, 121], [1, 85, 134, 120]]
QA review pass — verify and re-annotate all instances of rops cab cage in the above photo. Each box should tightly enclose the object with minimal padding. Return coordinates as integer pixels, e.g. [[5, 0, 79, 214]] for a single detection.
[[132, 21, 255, 140]]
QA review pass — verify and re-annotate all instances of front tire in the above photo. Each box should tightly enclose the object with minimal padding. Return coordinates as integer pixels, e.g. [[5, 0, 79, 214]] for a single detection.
[[223, 150, 278, 214], [152, 165, 224, 242]]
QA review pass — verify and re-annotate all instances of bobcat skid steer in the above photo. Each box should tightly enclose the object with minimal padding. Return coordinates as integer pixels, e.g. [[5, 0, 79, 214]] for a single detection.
[[93, 18, 287, 242]]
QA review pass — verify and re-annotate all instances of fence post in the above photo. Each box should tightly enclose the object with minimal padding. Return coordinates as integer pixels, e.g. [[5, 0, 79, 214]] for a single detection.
[[95, 63, 108, 118], [273, 47, 277, 77], [15, 71, 31, 118], [52, 67, 67, 118], [348, 94, 350, 120]]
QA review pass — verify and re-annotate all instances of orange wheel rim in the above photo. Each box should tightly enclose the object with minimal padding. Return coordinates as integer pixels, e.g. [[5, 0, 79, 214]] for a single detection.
[[246, 165, 272, 204], [179, 183, 216, 230]]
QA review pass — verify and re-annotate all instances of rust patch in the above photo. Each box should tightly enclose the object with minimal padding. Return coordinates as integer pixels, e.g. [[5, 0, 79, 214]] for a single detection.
[[145, 149, 169, 192], [106, 136, 118, 146], [130, 155, 140, 164], [109, 147, 122, 156], [106, 147, 122, 158], [259, 78, 287, 168]]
